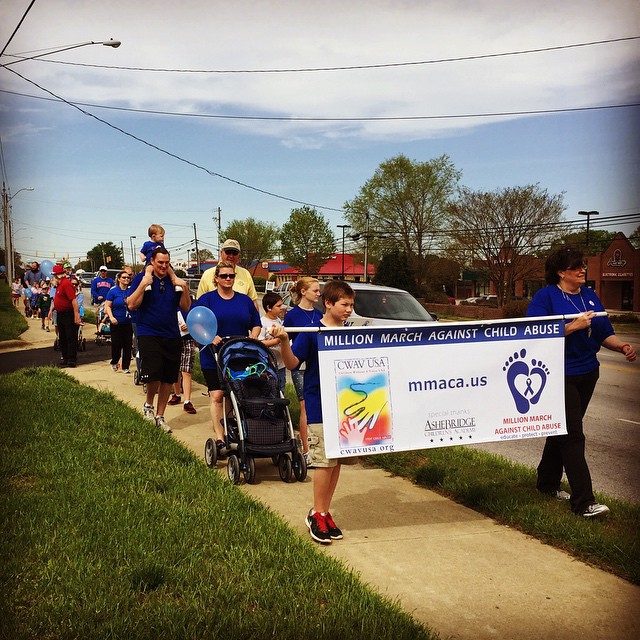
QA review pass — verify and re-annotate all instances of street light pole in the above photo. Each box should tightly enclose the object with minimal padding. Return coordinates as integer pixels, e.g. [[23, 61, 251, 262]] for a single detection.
[[337, 224, 350, 279], [2, 185, 34, 279], [578, 210, 600, 251], [129, 236, 136, 268], [1, 39, 121, 67]]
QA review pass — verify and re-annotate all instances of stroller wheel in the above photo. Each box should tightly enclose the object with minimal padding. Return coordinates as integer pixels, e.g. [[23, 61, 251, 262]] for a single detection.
[[133, 370, 140, 385], [271, 456, 279, 466], [292, 450, 308, 482], [80, 338, 86, 351], [204, 438, 217, 468], [53, 338, 59, 351], [278, 454, 293, 483], [243, 455, 256, 484], [227, 454, 241, 485]]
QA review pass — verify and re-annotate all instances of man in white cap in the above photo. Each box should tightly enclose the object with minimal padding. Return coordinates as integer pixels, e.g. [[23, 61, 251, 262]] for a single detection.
[[91, 266, 115, 305], [196, 239, 258, 308]]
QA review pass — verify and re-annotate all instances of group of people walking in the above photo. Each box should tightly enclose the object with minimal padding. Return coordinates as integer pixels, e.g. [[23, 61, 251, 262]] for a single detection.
[[13, 239, 634, 542]]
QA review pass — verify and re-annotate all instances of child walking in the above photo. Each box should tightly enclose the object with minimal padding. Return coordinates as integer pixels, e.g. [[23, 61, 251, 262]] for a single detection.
[[139, 224, 181, 291], [272, 280, 356, 545], [258, 292, 286, 394]]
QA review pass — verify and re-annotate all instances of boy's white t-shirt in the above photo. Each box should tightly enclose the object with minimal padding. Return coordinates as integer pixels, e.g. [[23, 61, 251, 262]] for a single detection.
[[259, 316, 284, 370]]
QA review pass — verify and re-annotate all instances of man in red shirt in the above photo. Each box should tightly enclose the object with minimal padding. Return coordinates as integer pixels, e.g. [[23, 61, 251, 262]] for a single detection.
[[51, 264, 81, 368]]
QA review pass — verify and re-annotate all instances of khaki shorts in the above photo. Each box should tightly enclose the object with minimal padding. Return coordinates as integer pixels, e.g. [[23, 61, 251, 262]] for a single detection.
[[308, 423, 358, 468]]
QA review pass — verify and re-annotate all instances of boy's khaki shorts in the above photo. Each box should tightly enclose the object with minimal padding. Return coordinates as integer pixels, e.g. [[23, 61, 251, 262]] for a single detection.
[[308, 423, 358, 468]]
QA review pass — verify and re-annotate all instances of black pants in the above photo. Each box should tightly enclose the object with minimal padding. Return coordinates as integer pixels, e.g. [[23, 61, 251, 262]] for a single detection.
[[536, 368, 599, 514], [110, 322, 133, 369], [57, 309, 78, 364]]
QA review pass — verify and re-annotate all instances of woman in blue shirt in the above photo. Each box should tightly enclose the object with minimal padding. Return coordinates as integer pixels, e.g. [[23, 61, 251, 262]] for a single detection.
[[105, 271, 133, 373], [527, 247, 635, 518], [191, 261, 261, 455]]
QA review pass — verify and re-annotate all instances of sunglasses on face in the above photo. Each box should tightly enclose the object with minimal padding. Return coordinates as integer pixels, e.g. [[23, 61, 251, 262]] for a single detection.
[[223, 249, 239, 256], [567, 263, 587, 271], [218, 273, 236, 279]]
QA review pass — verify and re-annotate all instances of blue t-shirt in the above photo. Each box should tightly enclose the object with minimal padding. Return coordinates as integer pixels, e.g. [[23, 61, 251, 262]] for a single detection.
[[526, 285, 614, 376], [190, 291, 261, 369], [130, 272, 183, 338], [291, 324, 323, 423], [106, 286, 132, 324], [140, 240, 165, 265]]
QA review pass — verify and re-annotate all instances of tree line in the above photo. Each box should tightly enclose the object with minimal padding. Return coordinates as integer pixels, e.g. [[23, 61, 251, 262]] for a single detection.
[[77, 153, 636, 305]]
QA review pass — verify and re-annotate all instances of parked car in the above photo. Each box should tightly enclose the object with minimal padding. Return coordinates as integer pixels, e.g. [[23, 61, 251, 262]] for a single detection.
[[281, 281, 437, 326], [275, 280, 296, 296]]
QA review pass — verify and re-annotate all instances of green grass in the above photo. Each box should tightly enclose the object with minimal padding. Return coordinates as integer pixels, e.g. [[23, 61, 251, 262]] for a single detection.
[[0, 368, 436, 640], [367, 448, 640, 584], [0, 282, 28, 341]]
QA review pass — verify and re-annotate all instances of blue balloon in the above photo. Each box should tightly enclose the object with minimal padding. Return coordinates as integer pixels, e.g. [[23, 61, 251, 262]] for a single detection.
[[40, 259, 54, 277], [0, 265, 6, 273], [187, 306, 218, 345]]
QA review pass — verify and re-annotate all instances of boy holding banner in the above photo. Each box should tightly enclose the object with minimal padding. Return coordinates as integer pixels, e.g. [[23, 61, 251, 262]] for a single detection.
[[272, 280, 355, 545]]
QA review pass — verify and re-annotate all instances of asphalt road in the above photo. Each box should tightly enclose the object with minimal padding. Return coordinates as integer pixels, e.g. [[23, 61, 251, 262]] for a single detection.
[[0, 336, 110, 374]]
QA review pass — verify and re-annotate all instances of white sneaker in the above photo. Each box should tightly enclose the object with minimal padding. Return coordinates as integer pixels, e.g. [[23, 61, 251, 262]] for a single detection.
[[143, 404, 155, 421], [112, 364, 119, 372], [582, 503, 610, 518], [123, 369, 130, 374], [155, 415, 172, 433]]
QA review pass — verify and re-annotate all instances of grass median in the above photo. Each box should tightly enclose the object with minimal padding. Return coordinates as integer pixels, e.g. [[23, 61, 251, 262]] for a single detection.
[[0, 367, 436, 640]]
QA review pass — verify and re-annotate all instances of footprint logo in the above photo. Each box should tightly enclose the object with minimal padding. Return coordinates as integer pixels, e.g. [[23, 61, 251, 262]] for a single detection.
[[503, 349, 550, 414]]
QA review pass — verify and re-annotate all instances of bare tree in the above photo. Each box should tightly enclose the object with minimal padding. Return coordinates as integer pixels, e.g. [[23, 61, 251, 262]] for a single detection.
[[447, 185, 565, 305]]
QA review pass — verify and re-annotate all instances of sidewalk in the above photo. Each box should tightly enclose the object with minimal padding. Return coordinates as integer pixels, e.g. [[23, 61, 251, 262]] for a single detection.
[[4, 322, 640, 640]]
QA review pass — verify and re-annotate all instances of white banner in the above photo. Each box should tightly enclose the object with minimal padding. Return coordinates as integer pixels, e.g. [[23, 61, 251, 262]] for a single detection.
[[318, 317, 567, 458]]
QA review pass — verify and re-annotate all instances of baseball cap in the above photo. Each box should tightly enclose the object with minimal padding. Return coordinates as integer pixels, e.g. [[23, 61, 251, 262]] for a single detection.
[[99, 265, 108, 271], [52, 264, 64, 275], [221, 239, 241, 252]]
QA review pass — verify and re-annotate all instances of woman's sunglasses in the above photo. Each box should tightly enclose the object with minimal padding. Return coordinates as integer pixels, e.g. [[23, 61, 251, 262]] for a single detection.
[[218, 273, 236, 279]]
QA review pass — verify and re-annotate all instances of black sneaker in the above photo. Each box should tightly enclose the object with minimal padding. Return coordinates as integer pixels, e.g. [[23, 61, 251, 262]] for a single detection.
[[306, 510, 332, 544], [216, 440, 227, 460], [324, 512, 343, 540]]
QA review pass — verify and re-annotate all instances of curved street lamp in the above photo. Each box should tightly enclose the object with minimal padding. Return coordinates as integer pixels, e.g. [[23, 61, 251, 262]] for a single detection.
[[1, 39, 121, 68], [2, 186, 34, 279]]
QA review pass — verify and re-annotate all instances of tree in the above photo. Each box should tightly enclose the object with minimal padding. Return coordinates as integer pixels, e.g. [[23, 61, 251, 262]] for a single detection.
[[280, 206, 335, 275], [191, 248, 214, 263], [629, 225, 640, 250], [547, 229, 616, 255], [447, 185, 565, 305], [344, 154, 461, 284], [84, 242, 124, 271], [373, 252, 419, 295], [221, 217, 280, 268]]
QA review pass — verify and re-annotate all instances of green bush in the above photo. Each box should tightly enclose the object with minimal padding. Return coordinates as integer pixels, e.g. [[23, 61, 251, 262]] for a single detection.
[[502, 300, 529, 318], [253, 276, 266, 290]]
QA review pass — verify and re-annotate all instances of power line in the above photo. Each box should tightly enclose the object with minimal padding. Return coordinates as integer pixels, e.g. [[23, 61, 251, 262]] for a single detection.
[[4, 35, 638, 73], [1, 87, 637, 121], [3, 66, 344, 213]]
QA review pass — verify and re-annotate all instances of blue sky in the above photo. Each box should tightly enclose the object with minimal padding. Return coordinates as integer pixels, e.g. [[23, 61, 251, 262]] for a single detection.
[[1, 0, 639, 266]]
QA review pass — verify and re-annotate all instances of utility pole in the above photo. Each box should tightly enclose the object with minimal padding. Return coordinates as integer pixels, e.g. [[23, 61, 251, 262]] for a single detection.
[[1, 183, 11, 279], [363, 212, 370, 283], [193, 223, 201, 275], [213, 207, 222, 251]]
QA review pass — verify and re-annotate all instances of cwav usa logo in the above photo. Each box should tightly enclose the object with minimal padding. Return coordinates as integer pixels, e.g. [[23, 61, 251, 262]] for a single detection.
[[503, 348, 550, 415]]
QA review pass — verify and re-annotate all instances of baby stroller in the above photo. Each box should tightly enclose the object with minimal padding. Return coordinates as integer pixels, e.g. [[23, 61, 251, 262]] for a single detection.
[[204, 337, 307, 485], [94, 302, 111, 345]]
